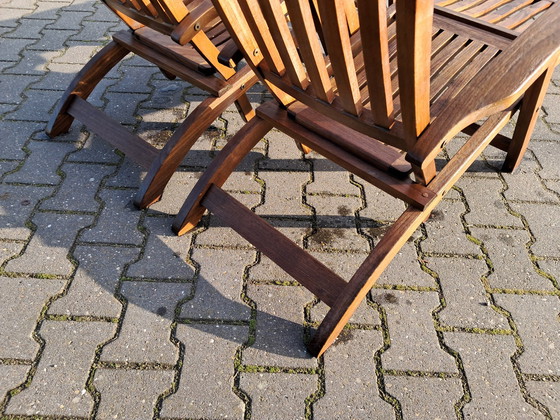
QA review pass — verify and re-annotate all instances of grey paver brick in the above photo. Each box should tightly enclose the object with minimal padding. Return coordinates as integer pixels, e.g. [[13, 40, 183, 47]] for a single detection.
[[104, 158, 144, 189], [384, 375, 464, 420], [27, 29, 77, 52], [48, 245, 139, 318], [422, 199, 480, 255], [0, 37, 36, 61], [79, 188, 143, 245], [4, 18, 55, 40], [94, 368, 174, 420], [40, 162, 114, 212], [51, 42, 99, 65], [0, 365, 30, 402], [306, 165, 357, 197], [160, 323, 248, 419], [6, 212, 93, 276], [313, 329, 394, 419], [127, 216, 195, 280], [459, 176, 524, 227], [510, 202, 560, 257], [0, 184, 53, 240], [502, 159, 559, 203], [536, 259, 560, 286], [428, 257, 509, 329], [3, 140, 75, 185], [4, 49, 58, 76], [258, 132, 308, 172], [526, 380, 560, 419], [103, 91, 148, 125], [355, 175, 409, 222], [0, 277, 65, 359], [495, 294, 559, 375], [242, 284, 316, 368], [373, 290, 457, 373], [181, 248, 252, 321], [377, 242, 436, 288], [240, 372, 316, 420], [471, 227, 556, 291], [70, 19, 117, 42], [6, 89, 63, 122], [27, 2, 66, 20], [445, 332, 541, 419], [0, 241, 24, 265], [0, 121, 35, 158], [6, 320, 114, 417], [109, 65, 158, 94], [100, 281, 189, 364], [46, 11, 92, 31], [0, 7, 34, 24], [66, 133, 121, 164], [0, 74, 42, 104], [530, 141, 560, 180], [256, 171, 310, 216]]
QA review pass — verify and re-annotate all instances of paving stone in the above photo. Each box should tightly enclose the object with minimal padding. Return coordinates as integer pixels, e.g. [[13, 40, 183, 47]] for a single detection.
[[66, 133, 121, 164], [0, 74, 42, 104], [109, 65, 158, 94], [181, 248, 252, 321], [6, 320, 114, 417], [144, 171, 203, 215], [0, 365, 30, 402], [160, 323, 248, 419], [311, 298, 380, 327], [104, 158, 144, 189], [4, 18, 55, 40], [40, 162, 114, 212], [542, 93, 560, 124], [6, 212, 93, 276], [32, 1, 70, 19], [94, 368, 174, 420], [240, 372, 316, 420], [0, 241, 24, 265], [257, 130, 308, 172], [48, 245, 139, 318], [243, 284, 316, 368], [0, 7, 34, 24], [79, 188, 143, 245], [100, 281, 189, 365], [510, 202, 560, 257], [422, 199, 480, 255], [502, 159, 559, 203], [313, 329, 394, 419], [32, 62, 84, 91], [471, 227, 556, 291], [103, 91, 148, 125], [536, 259, 560, 286], [0, 277, 65, 359], [306, 166, 358, 197], [4, 49, 58, 76], [355, 176, 408, 222], [384, 375, 464, 420], [544, 179, 560, 197], [373, 289, 457, 373], [3, 140, 75, 185], [0, 184, 53, 240], [87, 2, 122, 21], [254, 171, 309, 218], [428, 257, 509, 329], [531, 141, 560, 180], [127, 216, 195, 280], [458, 176, 523, 227], [0, 120, 36, 160], [445, 332, 541, 419], [0, 37, 36, 61], [6, 88, 62, 122], [526, 380, 560, 419], [309, 249, 368, 280], [495, 294, 559, 375], [51, 41, 99, 65], [377, 241, 436, 288], [69, 19, 117, 42]]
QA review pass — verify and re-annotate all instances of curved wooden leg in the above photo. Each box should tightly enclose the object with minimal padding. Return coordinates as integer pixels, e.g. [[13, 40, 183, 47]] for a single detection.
[[134, 68, 258, 209], [308, 206, 430, 357], [502, 67, 553, 172], [46, 40, 130, 137], [172, 116, 273, 236]]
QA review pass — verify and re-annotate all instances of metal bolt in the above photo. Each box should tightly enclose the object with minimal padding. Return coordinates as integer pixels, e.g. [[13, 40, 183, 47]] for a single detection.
[[253, 48, 260, 56], [421, 192, 429, 198], [194, 22, 201, 31], [240, 84, 245, 90]]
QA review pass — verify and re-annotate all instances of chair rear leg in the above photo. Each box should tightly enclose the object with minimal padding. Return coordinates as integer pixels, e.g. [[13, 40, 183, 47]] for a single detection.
[[172, 116, 273, 235], [46, 40, 129, 137], [134, 68, 258, 208], [308, 205, 432, 357], [502, 66, 554, 172]]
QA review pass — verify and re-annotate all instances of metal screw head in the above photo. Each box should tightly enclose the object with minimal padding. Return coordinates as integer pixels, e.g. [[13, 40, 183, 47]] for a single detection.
[[194, 22, 201, 31], [253, 48, 260, 56], [421, 192, 429, 198]]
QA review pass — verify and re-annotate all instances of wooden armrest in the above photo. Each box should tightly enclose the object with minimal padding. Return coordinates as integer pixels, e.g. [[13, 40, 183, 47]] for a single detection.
[[171, 0, 219, 45], [406, 2, 560, 169]]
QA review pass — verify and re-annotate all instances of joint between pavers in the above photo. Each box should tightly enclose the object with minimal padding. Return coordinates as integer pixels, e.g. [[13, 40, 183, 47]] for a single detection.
[[0, 358, 33, 366], [43, 314, 118, 323]]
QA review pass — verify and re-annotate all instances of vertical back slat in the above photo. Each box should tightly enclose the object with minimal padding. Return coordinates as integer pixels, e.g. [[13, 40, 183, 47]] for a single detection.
[[357, 0, 394, 128], [343, 0, 360, 34], [318, 0, 362, 115], [258, 0, 310, 91], [153, 0, 189, 23], [396, 0, 433, 147], [285, 0, 334, 103]]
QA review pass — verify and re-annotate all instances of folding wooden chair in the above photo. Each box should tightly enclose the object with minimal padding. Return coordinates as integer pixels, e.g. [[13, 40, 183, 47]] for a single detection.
[[172, 0, 560, 356], [46, 0, 258, 208]]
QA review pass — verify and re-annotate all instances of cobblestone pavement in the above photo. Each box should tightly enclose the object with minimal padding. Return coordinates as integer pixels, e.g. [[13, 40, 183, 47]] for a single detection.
[[1, 1, 559, 419]]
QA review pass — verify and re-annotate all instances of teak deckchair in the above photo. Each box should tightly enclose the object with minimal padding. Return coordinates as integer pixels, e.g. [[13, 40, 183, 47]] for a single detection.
[[172, 0, 560, 356], [46, 0, 258, 208]]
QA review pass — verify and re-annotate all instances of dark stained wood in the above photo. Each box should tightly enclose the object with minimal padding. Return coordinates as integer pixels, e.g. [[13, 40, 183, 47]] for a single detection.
[[48, 0, 258, 210], [203, 185, 347, 307], [174, 0, 560, 357]]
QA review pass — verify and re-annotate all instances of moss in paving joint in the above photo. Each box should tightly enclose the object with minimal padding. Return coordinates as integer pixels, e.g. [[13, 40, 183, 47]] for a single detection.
[[490, 287, 560, 296], [44, 314, 118, 323], [436, 325, 512, 335], [382, 369, 460, 379], [239, 365, 317, 374], [371, 283, 439, 292]]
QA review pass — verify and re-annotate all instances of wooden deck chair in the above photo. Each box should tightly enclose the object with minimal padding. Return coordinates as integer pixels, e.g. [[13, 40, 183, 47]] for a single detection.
[[46, 0, 258, 208], [172, 0, 560, 356]]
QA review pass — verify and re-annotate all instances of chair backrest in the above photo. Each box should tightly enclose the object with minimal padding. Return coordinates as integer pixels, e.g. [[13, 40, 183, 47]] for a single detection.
[[211, 0, 434, 151], [103, 0, 197, 33]]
